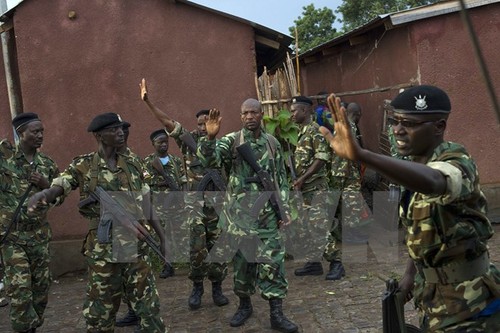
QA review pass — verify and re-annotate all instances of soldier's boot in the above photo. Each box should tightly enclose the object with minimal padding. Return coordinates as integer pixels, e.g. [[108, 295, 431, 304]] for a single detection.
[[229, 296, 253, 327], [0, 297, 8, 307], [269, 298, 298, 333], [115, 307, 139, 327], [294, 261, 323, 276], [325, 260, 345, 281], [188, 282, 204, 310], [159, 262, 175, 279], [212, 281, 229, 306]]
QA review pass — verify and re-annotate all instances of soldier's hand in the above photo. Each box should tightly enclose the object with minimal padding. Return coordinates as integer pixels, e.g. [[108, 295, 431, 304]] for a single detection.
[[319, 93, 361, 161], [140, 78, 148, 101], [292, 177, 305, 191], [29, 172, 50, 189], [27, 191, 48, 212], [206, 108, 222, 140], [278, 213, 292, 229]]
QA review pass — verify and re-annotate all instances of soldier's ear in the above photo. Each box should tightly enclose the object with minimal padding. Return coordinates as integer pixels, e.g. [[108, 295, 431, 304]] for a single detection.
[[434, 119, 447, 136]]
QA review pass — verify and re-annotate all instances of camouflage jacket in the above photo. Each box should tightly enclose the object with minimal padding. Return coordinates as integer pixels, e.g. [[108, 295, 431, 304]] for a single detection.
[[330, 121, 361, 182], [400, 141, 499, 330], [168, 121, 212, 190], [0, 140, 59, 240], [197, 128, 289, 237], [143, 152, 185, 193], [294, 121, 331, 192]]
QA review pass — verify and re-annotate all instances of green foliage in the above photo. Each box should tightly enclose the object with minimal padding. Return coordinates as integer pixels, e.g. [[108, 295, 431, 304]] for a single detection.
[[263, 108, 299, 147], [337, 0, 438, 32], [289, 4, 340, 54]]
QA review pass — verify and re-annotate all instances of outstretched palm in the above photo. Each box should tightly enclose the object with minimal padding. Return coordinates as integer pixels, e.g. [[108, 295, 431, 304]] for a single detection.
[[319, 94, 361, 161], [140, 78, 148, 101], [206, 108, 222, 139]]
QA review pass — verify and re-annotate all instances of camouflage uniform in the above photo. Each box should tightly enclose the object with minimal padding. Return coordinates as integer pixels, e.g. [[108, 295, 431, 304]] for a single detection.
[[143, 152, 187, 261], [0, 140, 59, 332], [197, 128, 290, 300], [168, 121, 227, 283], [51, 152, 165, 332], [324, 121, 364, 261], [402, 141, 500, 332], [292, 121, 333, 261]]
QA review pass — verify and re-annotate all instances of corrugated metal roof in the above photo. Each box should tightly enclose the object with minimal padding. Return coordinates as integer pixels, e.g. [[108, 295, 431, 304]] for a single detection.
[[300, 0, 500, 58]]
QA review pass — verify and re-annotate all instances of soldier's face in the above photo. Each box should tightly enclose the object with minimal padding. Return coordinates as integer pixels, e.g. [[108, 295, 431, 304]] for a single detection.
[[18, 121, 44, 149], [390, 112, 444, 159], [98, 126, 125, 148], [197, 115, 208, 137], [240, 105, 263, 131], [291, 104, 309, 124], [153, 135, 169, 155]]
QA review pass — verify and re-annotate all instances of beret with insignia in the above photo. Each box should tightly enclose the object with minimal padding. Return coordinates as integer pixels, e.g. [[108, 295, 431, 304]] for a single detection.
[[390, 85, 451, 114], [87, 112, 124, 132], [291, 95, 313, 106], [12, 112, 41, 131], [196, 109, 210, 118], [150, 129, 167, 141]]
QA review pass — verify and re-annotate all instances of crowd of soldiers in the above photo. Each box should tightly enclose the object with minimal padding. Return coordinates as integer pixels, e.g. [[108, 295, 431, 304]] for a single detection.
[[0, 82, 499, 333]]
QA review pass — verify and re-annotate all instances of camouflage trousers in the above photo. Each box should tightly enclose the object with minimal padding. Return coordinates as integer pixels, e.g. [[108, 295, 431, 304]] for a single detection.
[[290, 184, 336, 262], [188, 199, 228, 283], [83, 254, 165, 332], [158, 208, 190, 263], [232, 232, 288, 300], [422, 310, 500, 332], [1, 237, 51, 332]]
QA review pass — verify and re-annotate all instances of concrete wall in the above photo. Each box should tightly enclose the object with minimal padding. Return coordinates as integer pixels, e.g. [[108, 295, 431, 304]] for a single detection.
[[0, 0, 258, 245]]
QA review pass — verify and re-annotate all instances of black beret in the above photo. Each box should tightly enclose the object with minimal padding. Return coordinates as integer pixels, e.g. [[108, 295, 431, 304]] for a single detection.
[[291, 96, 313, 106], [12, 112, 41, 131], [150, 129, 167, 141], [390, 85, 451, 114], [196, 109, 210, 118], [87, 113, 124, 132], [122, 121, 131, 129]]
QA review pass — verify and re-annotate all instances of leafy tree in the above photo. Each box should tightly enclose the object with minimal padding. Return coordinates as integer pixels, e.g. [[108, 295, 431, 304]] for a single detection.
[[289, 4, 339, 54], [337, 0, 439, 32]]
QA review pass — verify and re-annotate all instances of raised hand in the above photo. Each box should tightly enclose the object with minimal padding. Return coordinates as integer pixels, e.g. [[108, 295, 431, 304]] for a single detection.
[[206, 108, 222, 140], [319, 93, 361, 161], [140, 78, 148, 101]]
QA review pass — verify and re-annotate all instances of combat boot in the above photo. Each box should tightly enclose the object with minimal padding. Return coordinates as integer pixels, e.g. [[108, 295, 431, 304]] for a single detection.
[[115, 307, 139, 327], [159, 262, 175, 279], [269, 298, 298, 333], [294, 261, 323, 276], [325, 260, 345, 280], [212, 281, 229, 306], [188, 282, 204, 310], [229, 296, 253, 327]]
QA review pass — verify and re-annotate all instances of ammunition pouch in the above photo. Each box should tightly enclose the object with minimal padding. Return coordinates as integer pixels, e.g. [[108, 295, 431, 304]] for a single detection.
[[417, 252, 489, 284], [97, 212, 113, 244]]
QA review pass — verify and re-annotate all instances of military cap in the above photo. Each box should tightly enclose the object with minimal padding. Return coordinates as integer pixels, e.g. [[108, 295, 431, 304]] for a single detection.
[[12, 112, 41, 131], [150, 129, 167, 141], [87, 112, 124, 132], [122, 121, 131, 129], [390, 85, 451, 114], [291, 96, 313, 106], [196, 109, 210, 118]]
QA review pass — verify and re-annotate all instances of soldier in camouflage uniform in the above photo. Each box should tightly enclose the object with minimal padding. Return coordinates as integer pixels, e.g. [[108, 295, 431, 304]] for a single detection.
[[287, 96, 334, 278], [320, 86, 500, 332], [0, 113, 59, 333], [197, 100, 298, 333], [27, 113, 166, 333], [143, 129, 187, 276], [140, 79, 229, 311]]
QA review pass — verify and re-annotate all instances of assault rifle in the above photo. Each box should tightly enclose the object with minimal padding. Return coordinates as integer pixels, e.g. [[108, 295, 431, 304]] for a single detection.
[[236, 142, 288, 224], [151, 157, 180, 191], [78, 186, 167, 263]]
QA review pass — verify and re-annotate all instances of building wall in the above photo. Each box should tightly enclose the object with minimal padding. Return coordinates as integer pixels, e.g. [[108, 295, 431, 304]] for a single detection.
[[0, 0, 258, 242]]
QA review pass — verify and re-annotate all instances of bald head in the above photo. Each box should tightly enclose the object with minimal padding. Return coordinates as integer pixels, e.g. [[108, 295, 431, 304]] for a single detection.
[[241, 98, 261, 111], [347, 102, 362, 124]]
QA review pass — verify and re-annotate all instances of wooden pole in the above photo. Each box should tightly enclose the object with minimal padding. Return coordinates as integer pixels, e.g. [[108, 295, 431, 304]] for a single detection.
[[294, 26, 301, 94]]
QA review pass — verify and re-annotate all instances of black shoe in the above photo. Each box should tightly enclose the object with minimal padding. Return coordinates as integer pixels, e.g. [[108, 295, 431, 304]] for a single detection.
[[159, 262, 175, 279], [115, 307, 139, 327], [325, 261, 346, 281], [269, 298, 298, 333], [188, 282, 204, 310], [229, 297, 253, 327], [0, 297, 8, 307], [212, 281, 229, 306], [294, 262, 323, 276]]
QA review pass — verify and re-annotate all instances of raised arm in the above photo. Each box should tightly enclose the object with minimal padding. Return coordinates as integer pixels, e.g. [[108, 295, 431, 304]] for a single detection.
[[319, 94, 447, 196], [140, 78, 176, 132]]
